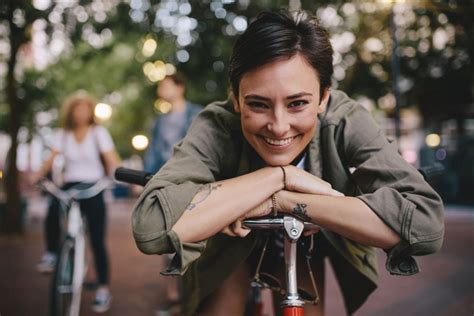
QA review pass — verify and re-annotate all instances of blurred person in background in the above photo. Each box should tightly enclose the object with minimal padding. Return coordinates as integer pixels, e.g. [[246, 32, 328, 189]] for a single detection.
[[31, 91, 121, 313], [143, 73, 201, 174], [143, 73, 201, 313]]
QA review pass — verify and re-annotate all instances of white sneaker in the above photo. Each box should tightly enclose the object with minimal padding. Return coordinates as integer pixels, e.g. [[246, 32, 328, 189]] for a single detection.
[[91, 289, 112, 313], [36, 252, 57, 274]]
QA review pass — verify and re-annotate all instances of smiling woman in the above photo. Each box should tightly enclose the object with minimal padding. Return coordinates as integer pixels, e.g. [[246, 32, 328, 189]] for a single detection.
[[132, 10, 444, 316], [235, 54, 328, 167]]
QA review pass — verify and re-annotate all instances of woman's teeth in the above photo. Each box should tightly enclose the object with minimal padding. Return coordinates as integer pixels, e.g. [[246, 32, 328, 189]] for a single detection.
[[264, 137, 294, 146]]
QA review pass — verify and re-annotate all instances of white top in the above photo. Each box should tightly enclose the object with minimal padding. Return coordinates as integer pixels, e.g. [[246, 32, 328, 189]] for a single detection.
[[52, 125, 115, 182], [296, 154, 306, 169]]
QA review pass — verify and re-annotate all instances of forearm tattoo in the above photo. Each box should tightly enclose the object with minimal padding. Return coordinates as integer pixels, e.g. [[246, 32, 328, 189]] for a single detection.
[[292, 203, 311, 221], [186, 183, 222, 211]]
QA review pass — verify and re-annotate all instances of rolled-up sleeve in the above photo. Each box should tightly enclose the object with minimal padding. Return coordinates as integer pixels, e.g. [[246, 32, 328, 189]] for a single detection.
[[131, 102, 241, 275], [343, 105, 445, 275]]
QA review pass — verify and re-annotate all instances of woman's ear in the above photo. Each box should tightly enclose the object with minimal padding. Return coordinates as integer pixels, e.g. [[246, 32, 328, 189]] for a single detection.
[[317, 88, 330, 114], [232, 95, 241, 113]]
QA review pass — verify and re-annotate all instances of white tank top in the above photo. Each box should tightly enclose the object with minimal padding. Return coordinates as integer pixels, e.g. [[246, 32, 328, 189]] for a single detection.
[[52, 126, 114, 182]]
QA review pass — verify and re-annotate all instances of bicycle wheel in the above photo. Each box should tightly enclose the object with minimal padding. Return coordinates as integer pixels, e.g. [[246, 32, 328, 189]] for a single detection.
[[50, 234, 86, 316]]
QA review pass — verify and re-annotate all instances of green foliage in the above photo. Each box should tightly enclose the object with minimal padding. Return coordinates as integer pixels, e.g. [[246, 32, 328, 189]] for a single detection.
[[20, 35, 166, 156], [2, 0, 472, 160]]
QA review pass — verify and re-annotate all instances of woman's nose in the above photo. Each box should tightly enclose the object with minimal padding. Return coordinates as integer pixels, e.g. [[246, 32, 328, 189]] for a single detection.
[[266, 111, 290, 137]]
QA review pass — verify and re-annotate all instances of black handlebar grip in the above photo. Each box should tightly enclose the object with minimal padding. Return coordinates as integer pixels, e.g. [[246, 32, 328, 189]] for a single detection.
[[114, 167, 153, 186]]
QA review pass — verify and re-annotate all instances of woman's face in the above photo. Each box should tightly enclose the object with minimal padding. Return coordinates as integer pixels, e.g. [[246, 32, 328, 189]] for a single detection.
[[72, 101, 92, 128], [234, 54, 329, 166]]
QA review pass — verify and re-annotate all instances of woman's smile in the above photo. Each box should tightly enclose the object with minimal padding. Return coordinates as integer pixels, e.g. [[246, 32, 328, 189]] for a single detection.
[[261, 135, 297, 148]]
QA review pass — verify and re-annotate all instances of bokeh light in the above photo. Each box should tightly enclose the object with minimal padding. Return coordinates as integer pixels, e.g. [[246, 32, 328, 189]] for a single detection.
[[131, 135, 149, 151], [142, 38, 157, 57], [426, 133, 441, 147], [165, 63, 176, 75], [176, 50, 189, 63], [436, 148, 447, 161], [154, 99, 172, 114], [402, 149, 417, 164], [94, 103, 112, 121], [143, 60, 167, 82]]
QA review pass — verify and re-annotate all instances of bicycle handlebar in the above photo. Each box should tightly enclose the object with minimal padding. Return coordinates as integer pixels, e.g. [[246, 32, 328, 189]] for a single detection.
[[242, 216, 319, 232], [114, 167, 153, 186], [113, 164, 442, 233], [38, 178, 112, 204]]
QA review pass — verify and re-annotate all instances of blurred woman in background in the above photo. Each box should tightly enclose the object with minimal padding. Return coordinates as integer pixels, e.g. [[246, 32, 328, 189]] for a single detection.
[[32, 91, 120, 313]]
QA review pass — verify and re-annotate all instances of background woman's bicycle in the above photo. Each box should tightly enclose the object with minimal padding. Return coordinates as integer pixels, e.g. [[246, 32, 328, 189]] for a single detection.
[[38, 178, 111, 316]]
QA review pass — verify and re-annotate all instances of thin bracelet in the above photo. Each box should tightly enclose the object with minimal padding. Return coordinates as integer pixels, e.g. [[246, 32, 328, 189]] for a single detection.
[[271, 193, 278, 217], [279, 166, 287, 190]]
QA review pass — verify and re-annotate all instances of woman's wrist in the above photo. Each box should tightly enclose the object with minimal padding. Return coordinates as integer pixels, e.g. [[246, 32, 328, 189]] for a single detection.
[[262, 166, 286, 191], [277, 190, 313, 222], [274, 190, 291, 213]]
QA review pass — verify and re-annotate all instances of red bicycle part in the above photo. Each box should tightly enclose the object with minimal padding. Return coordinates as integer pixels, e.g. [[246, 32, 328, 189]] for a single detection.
[[283, 306, 304, 316]]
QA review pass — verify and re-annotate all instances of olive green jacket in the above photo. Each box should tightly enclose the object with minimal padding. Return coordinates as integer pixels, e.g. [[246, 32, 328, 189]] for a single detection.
[[132, 90, 444, 315]]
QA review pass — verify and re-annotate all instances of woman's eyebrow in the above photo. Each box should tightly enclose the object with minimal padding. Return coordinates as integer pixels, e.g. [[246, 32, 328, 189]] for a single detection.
[[286, 92, 313, 99], [244, 94, 271, 101], [244, 92, 313, 101]]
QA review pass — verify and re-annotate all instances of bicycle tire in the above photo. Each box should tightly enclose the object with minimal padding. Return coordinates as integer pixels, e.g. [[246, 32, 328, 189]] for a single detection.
[[49, 235, 85, 316]]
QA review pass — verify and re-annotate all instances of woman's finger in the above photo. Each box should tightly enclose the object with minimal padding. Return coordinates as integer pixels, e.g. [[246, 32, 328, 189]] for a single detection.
[[234, 225, 251, 237], [231, 219, 251, 237], [322, 186, 345, 197], [221, 226, 237, 237]]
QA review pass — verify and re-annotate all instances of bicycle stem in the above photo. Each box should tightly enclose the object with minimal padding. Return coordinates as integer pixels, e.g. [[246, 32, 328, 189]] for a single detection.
[[281, 217, 304, 308]]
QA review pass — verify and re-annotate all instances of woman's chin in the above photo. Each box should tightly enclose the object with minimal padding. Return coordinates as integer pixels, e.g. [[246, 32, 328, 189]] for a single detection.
[[261, 154, 295, 167]]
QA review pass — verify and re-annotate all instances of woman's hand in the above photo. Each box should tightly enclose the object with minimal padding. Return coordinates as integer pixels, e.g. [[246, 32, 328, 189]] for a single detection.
[[221, 198, 273, 238], [220, 165, 343, 238], [284, 165, 344, 197]]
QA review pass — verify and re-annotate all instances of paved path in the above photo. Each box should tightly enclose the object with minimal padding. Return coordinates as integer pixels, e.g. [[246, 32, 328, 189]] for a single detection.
[[0, 196, 472, 316]]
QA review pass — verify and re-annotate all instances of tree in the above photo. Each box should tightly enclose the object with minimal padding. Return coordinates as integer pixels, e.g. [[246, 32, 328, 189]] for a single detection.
[[0, 0, 38, 233]]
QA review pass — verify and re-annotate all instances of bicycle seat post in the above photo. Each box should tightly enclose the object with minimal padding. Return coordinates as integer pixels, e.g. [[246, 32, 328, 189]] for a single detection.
[[281, 216, 305, 310]]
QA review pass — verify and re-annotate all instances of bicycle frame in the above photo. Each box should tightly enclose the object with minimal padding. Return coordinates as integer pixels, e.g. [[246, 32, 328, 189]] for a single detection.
[[67, 201, 86, 316]]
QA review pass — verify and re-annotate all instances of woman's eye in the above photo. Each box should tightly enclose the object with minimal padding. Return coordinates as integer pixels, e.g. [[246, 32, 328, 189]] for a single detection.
[[247, 102, 269, 109], [288, 100, 309, 108]]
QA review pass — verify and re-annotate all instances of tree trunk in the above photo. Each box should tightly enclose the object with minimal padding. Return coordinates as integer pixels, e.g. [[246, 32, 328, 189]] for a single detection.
[[2, 0, 25, 234]]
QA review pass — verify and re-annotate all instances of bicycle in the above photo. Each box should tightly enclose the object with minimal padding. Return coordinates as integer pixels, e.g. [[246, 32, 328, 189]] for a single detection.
[[38, 178, 111, 316], [115, 163, 444, 316], [114, 167, 319, 315]]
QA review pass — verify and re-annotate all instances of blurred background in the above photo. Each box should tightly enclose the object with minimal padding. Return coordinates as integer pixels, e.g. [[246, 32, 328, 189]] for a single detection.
[[0, 0, 473, 315]]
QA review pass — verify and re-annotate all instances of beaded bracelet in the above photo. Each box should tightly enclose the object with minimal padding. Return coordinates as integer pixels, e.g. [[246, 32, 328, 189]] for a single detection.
[[271, 193, 278, 217]]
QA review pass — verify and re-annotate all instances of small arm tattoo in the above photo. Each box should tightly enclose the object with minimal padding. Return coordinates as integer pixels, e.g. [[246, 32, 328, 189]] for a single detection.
[[186, 183, 222, 211], [292, 203, 311, 221]]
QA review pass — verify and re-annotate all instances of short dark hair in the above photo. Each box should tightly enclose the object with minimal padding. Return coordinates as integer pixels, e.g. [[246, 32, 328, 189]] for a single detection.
[[229, 10, 333, 99], [167, 72, 186, 86]]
